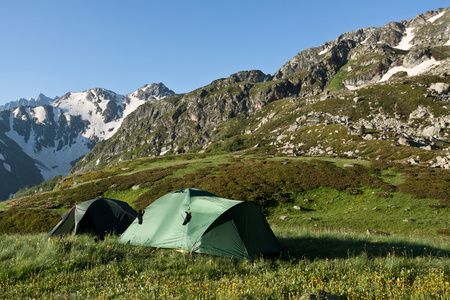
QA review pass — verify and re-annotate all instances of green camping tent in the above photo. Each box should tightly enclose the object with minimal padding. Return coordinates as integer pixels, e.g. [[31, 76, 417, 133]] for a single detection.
[[119, 188, 282, 260], [47, 198, 137, 237]]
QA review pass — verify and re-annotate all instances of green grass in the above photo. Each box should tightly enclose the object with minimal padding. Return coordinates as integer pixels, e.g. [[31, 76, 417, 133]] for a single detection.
[[431, 46, 450, 60], [2, 154, 449, 237], [1, 154, 449, 298], [329, 70, 348, 92], [380, 168, 407, 185], [267, 185, 449, 237], [0, 231, 448, 299]]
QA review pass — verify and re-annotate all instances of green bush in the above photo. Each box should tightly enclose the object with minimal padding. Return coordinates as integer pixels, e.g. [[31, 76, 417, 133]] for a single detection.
[[0, 209, 60, 234], [397, 167, 450, 207]]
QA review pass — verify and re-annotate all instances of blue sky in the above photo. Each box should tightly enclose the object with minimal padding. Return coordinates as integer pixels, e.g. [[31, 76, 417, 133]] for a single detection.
[[0, 0, 448, 105]]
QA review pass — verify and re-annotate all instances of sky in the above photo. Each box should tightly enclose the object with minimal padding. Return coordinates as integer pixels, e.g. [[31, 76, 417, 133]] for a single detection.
[[0, 0, 449, 105]]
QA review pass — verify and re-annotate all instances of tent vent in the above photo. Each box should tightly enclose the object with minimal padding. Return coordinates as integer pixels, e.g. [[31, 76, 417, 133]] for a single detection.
[[182, 211, 192, 225], [138, 210, 145, 225]]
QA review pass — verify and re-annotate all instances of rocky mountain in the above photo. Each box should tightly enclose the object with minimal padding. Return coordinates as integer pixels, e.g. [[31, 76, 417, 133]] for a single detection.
[[0, 83, 174, 201], [4, 7, 450, 201], [0, 94, 57, 111], [73, 7, 450, 174], [274, 8, 450, 87]]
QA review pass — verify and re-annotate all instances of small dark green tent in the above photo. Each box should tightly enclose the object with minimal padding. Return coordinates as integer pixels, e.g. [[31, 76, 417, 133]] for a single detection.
[[119, 188, 282, 260], [47, 198, 137, 237]]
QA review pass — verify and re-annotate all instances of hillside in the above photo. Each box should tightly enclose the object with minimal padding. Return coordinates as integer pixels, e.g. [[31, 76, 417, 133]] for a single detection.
[[1, 153, 449, 238], [73, 7, 450, 174], [1, 151, 449, 298]]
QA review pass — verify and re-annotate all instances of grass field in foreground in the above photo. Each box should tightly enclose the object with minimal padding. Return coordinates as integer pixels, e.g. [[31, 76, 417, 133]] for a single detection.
[[1, 155, 449, 298], [0, 229, 448, 299]]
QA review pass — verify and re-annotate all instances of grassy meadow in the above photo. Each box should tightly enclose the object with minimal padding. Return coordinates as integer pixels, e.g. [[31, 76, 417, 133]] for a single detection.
[[0, 230, 448, 299], [1, 154, 449, 299]]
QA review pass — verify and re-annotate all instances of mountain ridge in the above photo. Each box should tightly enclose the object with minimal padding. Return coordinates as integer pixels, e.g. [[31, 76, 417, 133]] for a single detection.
[[72, 7, 450, 174], [0, 94, 57, 111], [0, 83, 174, 201], [3, 6, 450, 201]]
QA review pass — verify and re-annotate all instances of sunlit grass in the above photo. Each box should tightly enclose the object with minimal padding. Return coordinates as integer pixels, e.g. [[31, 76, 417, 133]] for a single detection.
[[1, 230, 448, 299], [267, 185, 449, 237]]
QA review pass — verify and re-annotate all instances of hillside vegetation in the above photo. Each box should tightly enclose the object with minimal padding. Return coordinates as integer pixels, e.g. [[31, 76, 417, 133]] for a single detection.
[[1, 154, 450, 299], [1, 153, 448, 237]]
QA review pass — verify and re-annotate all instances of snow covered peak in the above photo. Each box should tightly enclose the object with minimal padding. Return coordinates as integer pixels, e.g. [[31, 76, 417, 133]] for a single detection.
[[52, 84, 174, 140], [52, 88, 125, 140], [129, 83, 175, 101], [1, 83, 174, 185], [0, 94, 56, 111]]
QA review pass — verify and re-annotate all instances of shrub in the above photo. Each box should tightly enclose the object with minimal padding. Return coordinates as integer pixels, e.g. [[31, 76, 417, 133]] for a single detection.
[[133, 158, 390, 210], [0, 209, 60, 234], [397, 167, 450, 207]]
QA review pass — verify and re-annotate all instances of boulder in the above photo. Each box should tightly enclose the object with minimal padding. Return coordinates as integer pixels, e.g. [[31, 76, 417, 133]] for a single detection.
[[398, 136, 411, 146], [428, 83, 450, 94], [422, 126, 440, 138], [348, 125, 365, 135]]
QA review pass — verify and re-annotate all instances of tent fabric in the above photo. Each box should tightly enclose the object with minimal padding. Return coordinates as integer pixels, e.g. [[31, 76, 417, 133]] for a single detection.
[[47, 198, 137, 237], [119, 188, 282, 260]]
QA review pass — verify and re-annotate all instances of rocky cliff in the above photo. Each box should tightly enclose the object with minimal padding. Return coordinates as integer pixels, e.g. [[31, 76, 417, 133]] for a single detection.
[[73, 7, 450, 173]]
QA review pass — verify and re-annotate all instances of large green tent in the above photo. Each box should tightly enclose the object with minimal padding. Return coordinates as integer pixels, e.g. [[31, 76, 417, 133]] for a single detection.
[[47, 198, 137, 237], [119, 188, 282, 260]]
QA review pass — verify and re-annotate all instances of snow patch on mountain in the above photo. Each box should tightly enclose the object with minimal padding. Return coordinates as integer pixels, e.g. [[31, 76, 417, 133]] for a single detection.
[[318, 48, 329, 55], [394, 28, 415, 50], [30, 106, 48, 124], [428, 11, 446, 23], [5, 115, 92, 179], [5, 104, 89, 179], [33, 135, 92, 180], [379, 58, 441, 82], [124, 98, 144, 115], [122, 96, 146, 119], [10, 106, 50, 124], [13, 107, 29, 121], [3, 162, 11, 172]]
